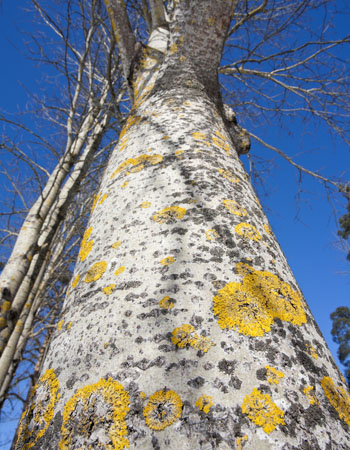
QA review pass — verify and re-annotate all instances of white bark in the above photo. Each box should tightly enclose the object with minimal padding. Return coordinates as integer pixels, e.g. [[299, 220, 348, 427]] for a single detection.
[[14, 1, 350, 449]]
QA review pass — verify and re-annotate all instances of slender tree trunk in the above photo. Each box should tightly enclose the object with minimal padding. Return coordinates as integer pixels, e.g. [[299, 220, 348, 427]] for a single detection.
[[14, 1, 350, 449]]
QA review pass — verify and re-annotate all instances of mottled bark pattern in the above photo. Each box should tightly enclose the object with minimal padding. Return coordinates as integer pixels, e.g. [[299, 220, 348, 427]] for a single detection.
[[16, 1, 350, 449]]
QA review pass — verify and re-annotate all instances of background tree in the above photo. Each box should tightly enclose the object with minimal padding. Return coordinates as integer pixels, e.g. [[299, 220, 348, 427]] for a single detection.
[[331, 306, 350, 387], [11, 1, 350, 449], [0, 0, 123, 429]]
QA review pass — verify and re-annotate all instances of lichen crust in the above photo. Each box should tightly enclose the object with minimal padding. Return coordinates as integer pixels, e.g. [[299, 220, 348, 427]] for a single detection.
[[143, 389, 183, 430], [241, 388, 285, 434], [59, 377, 130, 450], [16, 368, 60, 449]]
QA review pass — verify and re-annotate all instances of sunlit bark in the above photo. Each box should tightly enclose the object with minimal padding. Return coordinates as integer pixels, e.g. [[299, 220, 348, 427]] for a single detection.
[[14, 1, 350, 449]]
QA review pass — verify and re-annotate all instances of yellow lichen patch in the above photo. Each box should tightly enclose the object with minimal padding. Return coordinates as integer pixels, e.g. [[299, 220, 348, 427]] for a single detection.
[[72, 274, 80, 288], [152, 206, 187, 224], [192, 131, 207, 140], [235, 223, 261, 242], [175, 150, 184, 158], [144, 389, 182, 430], [212, 130, 230, 155], [119, 114, 141, 142], [112, 240, 122, 249], [121, 181, 129, 188], [266, 366, 284, 385], [171, 324, 198, 348], [218, 168, 240, 183], [114, 266, 125, 277], [160, 256, 175, 266], [242, 268, 306, 327], [91, 193, 101, 213], [303, 386, 319, 405], [264, 224, 272, 235], [321, 376, 350, 426], [208, 17, 215, 26], [59, 378, 130, 450], [170, 42, 178, 54], [84, 261, 107, 283], [159, 296, 174, 310], [140, 201, 151, 208], [16, 369, 60, 449], [235, 262, 255, 277], [241, 388, 285, 434], [195, 395, 213, 414], [223, 200, 247, 217], [103, 284, 116, 296], [213, 282, 274, 337], [214, 264, 306, 337], [139, 391, 147, 400], [171, 324, 214, 353], [98, 193, 108, 205], [236, 435, 248, 450], [57, 320, 64, 331], [110, 154, 163, 180], [67, 321, 72, 330], [306, 343, 318, 359], [78, 227, 93, 262], [206, 229, 219, 241]]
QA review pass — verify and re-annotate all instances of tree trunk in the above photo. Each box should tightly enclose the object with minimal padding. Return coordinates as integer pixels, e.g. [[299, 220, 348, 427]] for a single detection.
[[14, 1, 350, 449]]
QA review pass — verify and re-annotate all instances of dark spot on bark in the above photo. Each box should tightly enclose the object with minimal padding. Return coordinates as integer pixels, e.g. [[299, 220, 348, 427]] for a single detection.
[[171, 227, 188, 235], [203, 362, 214, 370], [256, 367, 267, 381], [280, 352, 292, 368], [125, 310, 132, 317], [66, 373, 78, 389], [158, 344, 173, 352], [229, 376, 242, 390], [218, 359, 236, 375], [296, 350, 321, 375], [135, 336, 143, 343], [304, 405, 325, 428], [151, 435, 161, 450], [188, 376, 205, 388]]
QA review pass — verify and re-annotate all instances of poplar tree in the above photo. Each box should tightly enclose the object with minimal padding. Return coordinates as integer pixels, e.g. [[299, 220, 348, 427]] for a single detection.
[[13, 1, 350, 449]]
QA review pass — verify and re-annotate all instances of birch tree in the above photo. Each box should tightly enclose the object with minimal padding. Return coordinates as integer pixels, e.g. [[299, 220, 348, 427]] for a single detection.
[[0, 0, 122, 388], [13, 0, 350, 449]]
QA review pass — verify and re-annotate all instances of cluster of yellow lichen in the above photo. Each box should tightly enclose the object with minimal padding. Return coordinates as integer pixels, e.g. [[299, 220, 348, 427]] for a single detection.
[[78, 227, 93, 262], [110, 154, 163, 180], [143, 389, 182, 430], [159, 296, 175, 310], [171, 324, 214, 353], [236, 434, 248, 450], [152, 206, 187, 224], [306, 343, 318, 359], [303, 385, 319, 405], [206, 229, 219, 241], [59, 378, 130, 450], [103, 284, 116, 296], [241, 388, 285, 434], [223, 200, 247, 217], [234, 223, 261, 242], [17, 369, 60, 449], [213, 263, 306, 337], [266, 366, 285, 385], [212, 129, 230, 155], [84, 261, 107, 283], [160, 256, 175, 266], [321, 376, 350, 426], [217, 168, 240, 183], [195, 395, 213, 414], [71, 274, 80, 288], [91, 192, 108, 214]]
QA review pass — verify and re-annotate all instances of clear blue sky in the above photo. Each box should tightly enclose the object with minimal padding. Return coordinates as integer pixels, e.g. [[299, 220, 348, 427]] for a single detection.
[[0, 2, 349, 449]]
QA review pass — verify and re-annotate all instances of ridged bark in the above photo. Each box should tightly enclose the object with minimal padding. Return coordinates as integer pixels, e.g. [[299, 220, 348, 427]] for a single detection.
[[15, 1, 350, 449]]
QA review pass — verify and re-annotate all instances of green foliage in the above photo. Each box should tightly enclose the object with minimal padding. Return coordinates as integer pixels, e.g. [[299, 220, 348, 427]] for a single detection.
[[338, 185, 350, 261], [330, 306, 350, 386]]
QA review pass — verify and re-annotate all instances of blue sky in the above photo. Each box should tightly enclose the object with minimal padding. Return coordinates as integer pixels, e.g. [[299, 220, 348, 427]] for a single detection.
[[0, 1, 349, 448]]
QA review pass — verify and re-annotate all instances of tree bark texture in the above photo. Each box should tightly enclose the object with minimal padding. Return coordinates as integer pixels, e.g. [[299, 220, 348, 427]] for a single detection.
[[15, 1, 350, 449]]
